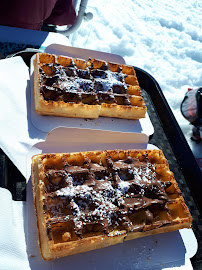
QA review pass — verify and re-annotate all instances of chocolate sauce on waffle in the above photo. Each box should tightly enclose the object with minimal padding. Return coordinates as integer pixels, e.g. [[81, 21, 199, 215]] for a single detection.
[[39, 59, 131, 106], [43, 154, 173, 240]]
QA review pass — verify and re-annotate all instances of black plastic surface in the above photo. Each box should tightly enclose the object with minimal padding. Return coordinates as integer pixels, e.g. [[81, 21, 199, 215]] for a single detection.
[[0, 149, 8, 188], [0, 149, 26, 201]]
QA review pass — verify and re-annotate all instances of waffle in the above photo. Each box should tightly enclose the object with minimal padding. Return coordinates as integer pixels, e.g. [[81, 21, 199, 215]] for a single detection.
[[31, 149, 192, 260], [33, 53, 147, 119]]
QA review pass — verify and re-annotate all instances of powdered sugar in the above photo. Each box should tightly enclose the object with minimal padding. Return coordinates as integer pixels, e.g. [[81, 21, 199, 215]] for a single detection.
[[117, 180, 131, 193], [55, 184, 93, 198]]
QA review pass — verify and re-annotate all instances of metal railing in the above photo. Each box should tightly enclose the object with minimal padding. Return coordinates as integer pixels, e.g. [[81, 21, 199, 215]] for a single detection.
[[56, 0, 93, 36]]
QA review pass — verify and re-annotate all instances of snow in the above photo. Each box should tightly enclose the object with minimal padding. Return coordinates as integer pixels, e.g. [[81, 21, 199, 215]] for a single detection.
[[70, 0, 202, 147]]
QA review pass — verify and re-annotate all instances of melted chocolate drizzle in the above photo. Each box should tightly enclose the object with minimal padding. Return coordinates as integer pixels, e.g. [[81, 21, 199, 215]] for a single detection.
[[43, 155, 174, 239], [39, 59, 130, 105]]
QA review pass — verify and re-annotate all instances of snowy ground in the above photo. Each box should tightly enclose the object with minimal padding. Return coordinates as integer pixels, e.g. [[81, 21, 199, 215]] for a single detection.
[[70, 0, 202, 145]]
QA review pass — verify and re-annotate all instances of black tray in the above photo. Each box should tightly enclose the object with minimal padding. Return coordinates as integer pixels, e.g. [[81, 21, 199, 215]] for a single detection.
[[0, 55, 202, 268]]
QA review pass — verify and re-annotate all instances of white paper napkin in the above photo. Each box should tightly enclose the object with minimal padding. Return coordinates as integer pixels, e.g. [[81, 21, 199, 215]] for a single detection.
[[0, 188, 28, 270], [0, 56, 46, 177]]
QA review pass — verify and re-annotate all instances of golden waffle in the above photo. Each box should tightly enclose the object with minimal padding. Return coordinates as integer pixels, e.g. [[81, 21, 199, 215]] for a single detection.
[[33, 53, 147, 119], [31, 149, 192, 260]]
